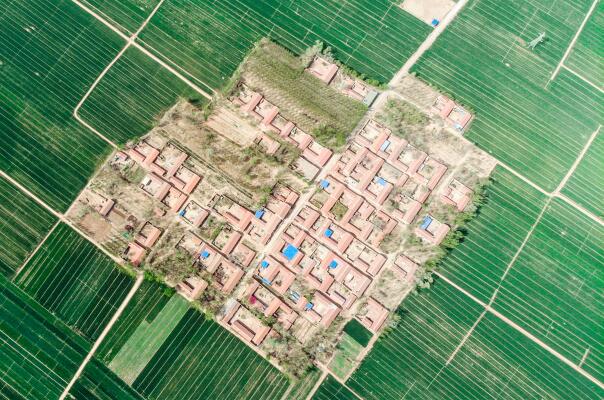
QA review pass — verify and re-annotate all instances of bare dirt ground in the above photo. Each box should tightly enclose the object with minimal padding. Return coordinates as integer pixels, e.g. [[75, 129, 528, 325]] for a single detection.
[[400, 0, 456, 25]]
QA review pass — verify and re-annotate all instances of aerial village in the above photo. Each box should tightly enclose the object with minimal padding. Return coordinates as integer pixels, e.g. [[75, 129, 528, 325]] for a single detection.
[[67, 40, 495, 375]]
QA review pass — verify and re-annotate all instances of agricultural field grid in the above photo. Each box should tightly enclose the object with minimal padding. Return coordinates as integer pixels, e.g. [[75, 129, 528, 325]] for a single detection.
[[0, 0, 602, 400]]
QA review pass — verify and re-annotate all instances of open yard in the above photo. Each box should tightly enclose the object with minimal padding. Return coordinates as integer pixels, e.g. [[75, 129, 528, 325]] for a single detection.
[[0, 176, 56, 277], [412, 0, 603, 190], [0, 276, 89, 399], [78, 46, 209, 144], [561, 132, 604, 218], [133, 0, 431, 88], [0, 0, 123, 211], [14, 223, 134, 343], [492, 199, 604, 381], [438, 167, 548, 302]]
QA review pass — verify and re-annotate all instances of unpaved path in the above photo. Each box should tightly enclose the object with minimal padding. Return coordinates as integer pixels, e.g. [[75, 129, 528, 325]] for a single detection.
[[59, 273, 144, 400], [389, 0, 469, 85]]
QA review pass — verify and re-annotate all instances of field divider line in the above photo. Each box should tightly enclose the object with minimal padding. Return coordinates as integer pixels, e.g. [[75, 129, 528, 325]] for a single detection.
[[554, 125, 600, 194], [562, 64, 604, 93], [435, 273, 604, 390], [59, 273, 144, 400], [445, 309, 488, 365], [13, 220, 61, 278], [70, 0, 213, 103], [389, 0, 469, 85], [547, 0, 599, 85], [0, 170, 124, 265]]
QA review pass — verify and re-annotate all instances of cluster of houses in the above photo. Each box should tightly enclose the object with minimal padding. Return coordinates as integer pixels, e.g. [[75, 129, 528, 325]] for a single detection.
[[306, 56, 379, 107], [231, 84, 333, 180]]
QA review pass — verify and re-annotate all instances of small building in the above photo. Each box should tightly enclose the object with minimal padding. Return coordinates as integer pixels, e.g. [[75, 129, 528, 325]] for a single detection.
[[414, 215, 450, 245], [170, 167, 201, 194], [256, 256, 296, 295], [136, 222, 161, 248], [393, 254, 419, 282], [299, 291, 341, 328], [140, 173, 171, 201], [177, 276, 208, 301], [306, 56, 339, 84], [162, 187, 188, 213], [123, 242, 145, 266], [223, 303, 272, 346], [344, 239, 386, 277], [179, 201, 209, 227], [432, 95, 473, 132], [415, 157, 448, 190], [358, 297, 389, 333], [441, 179, 473, 211]]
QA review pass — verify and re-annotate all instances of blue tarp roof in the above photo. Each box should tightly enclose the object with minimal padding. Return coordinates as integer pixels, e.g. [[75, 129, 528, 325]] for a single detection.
[[320, 179, 330, 189], [324, 228, 333, 238], [255, 209, 265, 219], [329, 260, 338, 269], [305, 302, 314, 310], [431, 19, 439, 27], [200, 250, 210, 259], [380, 140, 391, 151], [375, 177, 387, 186], [260, 260, 270, 268], [420, 216, 433, 230], [283, 244, 299, 261]]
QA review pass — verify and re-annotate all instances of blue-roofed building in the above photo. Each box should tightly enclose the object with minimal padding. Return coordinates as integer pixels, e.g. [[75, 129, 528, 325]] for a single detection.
[[324, 228, 333, 238], [420, 215, 433, 230], [320, 179, 330, 189], [282, 244, 299, 261]]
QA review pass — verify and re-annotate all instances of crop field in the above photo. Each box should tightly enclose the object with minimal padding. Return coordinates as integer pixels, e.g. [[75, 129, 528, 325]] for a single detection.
[[418, 313, 603, 399], [14, 223, 134, 343], [131, 0, 431, 89], [0, 276, 89, 399], [347, 281, 483, 399], [0, 176, 56, 277], [346, 279, 604, 399], [565, 2, 604, 88], [132, 308, 290, 400], [561, 132, 604, 218], [312, 375, 358, 400], [78, 46, 208, 144], [492, 199, 604, 381], [0, 0, 124, 211], [412, 0, 603, 190], [438, 167, 547, 302], [80, 0, 161, 34], [284, 367, 323, 400], [69, 358, 144, 400], [108, 292, 189, 384]]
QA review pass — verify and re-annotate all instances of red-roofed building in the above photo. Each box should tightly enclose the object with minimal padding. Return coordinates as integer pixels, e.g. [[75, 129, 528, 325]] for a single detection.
[[223, 303, 272, 346], [136, 222, 161, 248], [306, 57, 339, 84], [414, 216, 450, 245], [441, 179, 473, 211], [140, 173, 171, 201], [358, 297, 388, 333], [393, 254, 419, 282], [177, 277, 208, 301], [415, 157, 448, 190], [123, 242, 145, 266], [344, 239, 386, 277]]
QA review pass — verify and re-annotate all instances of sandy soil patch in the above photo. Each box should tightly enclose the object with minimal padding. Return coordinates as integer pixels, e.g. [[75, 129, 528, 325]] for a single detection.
[[400, 0, 455, 25]]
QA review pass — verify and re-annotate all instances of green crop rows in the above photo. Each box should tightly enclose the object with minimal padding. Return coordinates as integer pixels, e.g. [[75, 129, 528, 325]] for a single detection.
[[78, 46, 208, 144], [0, 176, 56, 277], [561, 133, 604, 218], [0, 276, 89, 399], [80, 0, 161, 34], [493, 198, 604, 381], [14, 223, 133, 343], [412, 0, 603, 190], [438, 167, 547, 302], [312, 375, 358, 400], [68, 358, 144, 400], [347, 281, 483, 399], [132, 0, 431, 88], [132, 308, 290, 400], [0, 0, 122, 211], [566, 2, 604, 88], [285, 367, 323, 400]]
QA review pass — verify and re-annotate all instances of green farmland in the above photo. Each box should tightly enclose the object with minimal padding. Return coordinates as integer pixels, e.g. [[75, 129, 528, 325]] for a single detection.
[[284, 367, 323, 400], [0, 0, 123, 211], [313, 375, 358, 400], [96, 280, 289, 399], [0, 276, 88, 399], [561, 132, 604, 218], [78, 46, 208, 144], [68, 358, 144, 400], [0, 176, 56, 277], [492, 199, 604, 381], [132, 309, 290, 400], [134, 0, 431, 88], [438, 167, 548, 302], [80, 0, 161, 34], [14, 223, 134, 342], [346, 279, 604, 399], [566, 2, 604, 88], [412, 0, 603, 190]]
